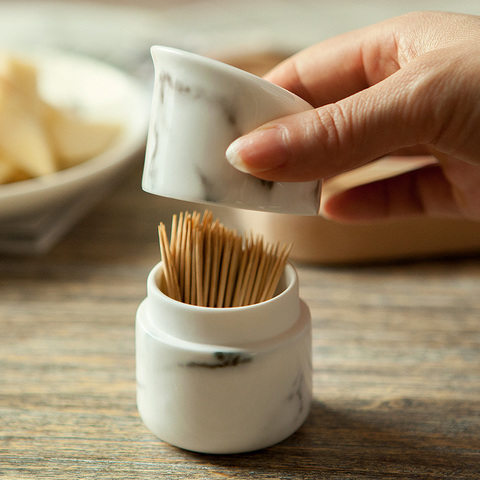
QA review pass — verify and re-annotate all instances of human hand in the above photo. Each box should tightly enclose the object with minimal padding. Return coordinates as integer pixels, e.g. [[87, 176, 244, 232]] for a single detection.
[[225, 11, 480, 222]]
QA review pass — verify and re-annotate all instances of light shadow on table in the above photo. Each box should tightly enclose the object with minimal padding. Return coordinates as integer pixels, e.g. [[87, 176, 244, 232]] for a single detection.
[[186, 400, 479, 479]]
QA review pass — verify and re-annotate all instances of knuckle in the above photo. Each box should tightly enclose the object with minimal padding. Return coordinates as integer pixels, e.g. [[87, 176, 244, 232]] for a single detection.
[[308, 103, 354, 172]]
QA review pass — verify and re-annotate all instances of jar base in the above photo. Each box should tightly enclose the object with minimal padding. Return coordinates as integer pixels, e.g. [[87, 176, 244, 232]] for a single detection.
[[137, 396, 312, 455]]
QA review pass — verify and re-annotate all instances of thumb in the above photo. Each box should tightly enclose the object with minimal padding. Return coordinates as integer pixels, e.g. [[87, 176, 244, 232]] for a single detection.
[[226, 63, 440, 182]]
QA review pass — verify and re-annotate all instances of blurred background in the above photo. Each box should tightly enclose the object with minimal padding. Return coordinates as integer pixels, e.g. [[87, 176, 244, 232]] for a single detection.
[[2, 0, 480, 85], [2, 0, 480, 261]]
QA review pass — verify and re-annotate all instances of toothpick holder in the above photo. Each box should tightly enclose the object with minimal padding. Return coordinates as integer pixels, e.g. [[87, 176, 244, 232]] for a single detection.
[[135, 261, 312, 454]]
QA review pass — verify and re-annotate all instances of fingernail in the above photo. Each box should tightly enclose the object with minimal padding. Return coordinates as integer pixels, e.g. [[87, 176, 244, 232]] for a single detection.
[[226, 127, 289, 174]]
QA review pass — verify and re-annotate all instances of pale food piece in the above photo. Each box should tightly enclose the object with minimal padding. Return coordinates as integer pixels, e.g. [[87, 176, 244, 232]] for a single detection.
[[0, 55, 38, 100], [0, 161, 12, 183], [0, 53, 121, 185], [0, 76, 56, 177], [0, 148, 30, 183], [45, 104, 122, 169], [0, 157, 26, 183]]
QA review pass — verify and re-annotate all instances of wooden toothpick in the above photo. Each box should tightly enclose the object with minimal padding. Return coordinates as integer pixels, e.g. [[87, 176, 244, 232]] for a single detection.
[[158, 210, 291, 307]]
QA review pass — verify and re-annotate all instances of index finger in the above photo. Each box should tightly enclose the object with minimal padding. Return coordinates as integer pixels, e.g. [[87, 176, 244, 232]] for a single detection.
[[264, 21, 401, 107]]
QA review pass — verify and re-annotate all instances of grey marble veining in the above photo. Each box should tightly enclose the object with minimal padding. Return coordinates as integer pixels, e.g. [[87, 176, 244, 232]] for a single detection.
[[142, 46, 321, 214], [135, 261, 312, 454]]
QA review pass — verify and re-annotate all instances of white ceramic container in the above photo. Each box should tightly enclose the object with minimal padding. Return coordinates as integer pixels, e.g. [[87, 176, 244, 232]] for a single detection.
[[136, 261, 312, 454], [142, 45, 321, 215]]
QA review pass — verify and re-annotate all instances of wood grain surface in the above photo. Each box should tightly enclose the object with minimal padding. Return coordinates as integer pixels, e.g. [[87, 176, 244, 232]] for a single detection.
[[1, 162, 479, 479]]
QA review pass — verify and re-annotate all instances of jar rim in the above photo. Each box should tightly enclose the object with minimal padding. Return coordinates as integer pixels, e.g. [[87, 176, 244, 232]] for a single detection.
[[144, 261, 301, 345]]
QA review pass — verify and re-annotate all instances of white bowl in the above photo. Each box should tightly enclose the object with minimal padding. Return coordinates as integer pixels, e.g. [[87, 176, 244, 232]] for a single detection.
[[0, 49, 150, 221]]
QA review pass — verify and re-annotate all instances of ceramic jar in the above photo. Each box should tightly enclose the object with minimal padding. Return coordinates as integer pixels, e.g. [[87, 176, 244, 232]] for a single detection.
[[135, 261, 312, 454]]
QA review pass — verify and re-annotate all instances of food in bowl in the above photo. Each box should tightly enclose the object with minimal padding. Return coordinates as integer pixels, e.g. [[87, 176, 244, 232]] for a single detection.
[[0, 53, 121, 185]]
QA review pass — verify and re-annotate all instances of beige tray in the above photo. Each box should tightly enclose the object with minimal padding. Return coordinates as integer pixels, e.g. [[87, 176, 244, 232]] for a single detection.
[[232, 157, 480, 264]]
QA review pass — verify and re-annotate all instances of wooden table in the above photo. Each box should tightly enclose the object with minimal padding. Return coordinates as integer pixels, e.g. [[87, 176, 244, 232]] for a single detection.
[[1, 162, 479, 479]]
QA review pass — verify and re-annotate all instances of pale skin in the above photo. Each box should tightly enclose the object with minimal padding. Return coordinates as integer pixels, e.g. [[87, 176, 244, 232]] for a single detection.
[[225, 11, 480, 222]]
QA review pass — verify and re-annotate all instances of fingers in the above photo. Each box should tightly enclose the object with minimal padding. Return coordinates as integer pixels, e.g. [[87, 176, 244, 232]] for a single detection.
[[263, 20, 401, 107], [226, 11, 480, 184], [225, 11, 480, 222], [262, 12, 477, 107], [226, 63, 435, 182], [322, 152, 480, 222], [321, 164, 463, 222], [227, 38, 480, 182]]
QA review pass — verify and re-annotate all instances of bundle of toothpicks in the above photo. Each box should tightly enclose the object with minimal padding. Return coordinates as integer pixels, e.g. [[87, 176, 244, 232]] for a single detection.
[[158, 210, 292, 308]]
